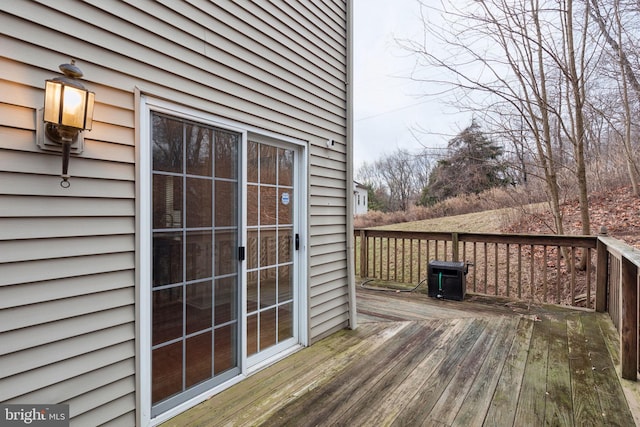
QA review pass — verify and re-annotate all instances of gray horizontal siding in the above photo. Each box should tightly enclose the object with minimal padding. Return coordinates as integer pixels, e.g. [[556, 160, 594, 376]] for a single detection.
[[0, 288, 134, 332], [71, 394, 136, 426], [309, 250, 348, 267], [0, 341, 134, 402], [2, 306, 134, 354], [0, 235, 134, 264], [310, 277, 352, 299], [0, 2, 345, 136], [0, 74, 137, 427], [0, 270, 133, 309], [310, 241, 348, 257], [2, 324, 134, 379], [0, 149, 134, 181], [0, 217, 134, 240], [310, 301, 350, 343], [0, 253, 134, 287], [0, 196, 134, 218], [4, 359, 135, 406]]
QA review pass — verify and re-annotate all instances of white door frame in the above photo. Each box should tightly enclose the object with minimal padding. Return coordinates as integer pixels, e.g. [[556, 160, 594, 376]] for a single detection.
[[243, 135, 308, 372], [137, 95, 308, 426]]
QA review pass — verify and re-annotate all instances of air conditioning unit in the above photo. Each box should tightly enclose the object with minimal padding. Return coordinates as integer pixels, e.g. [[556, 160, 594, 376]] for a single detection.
[[428, 261, 468, 301]]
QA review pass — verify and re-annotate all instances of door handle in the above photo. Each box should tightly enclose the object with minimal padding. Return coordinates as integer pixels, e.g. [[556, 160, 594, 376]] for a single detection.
[[295, 234, 300, 250]]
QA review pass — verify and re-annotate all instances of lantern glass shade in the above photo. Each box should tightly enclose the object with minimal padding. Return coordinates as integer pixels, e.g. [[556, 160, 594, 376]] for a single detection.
[[85, 91, 95, 130], [43, 80, 95, 130]]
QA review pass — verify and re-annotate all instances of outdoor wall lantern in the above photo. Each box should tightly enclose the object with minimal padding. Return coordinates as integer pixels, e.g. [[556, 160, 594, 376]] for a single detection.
[[38, 60, 95, 187]]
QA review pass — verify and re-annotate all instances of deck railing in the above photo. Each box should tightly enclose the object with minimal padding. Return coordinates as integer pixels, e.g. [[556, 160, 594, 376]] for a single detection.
[[354, 228, 640, 380]]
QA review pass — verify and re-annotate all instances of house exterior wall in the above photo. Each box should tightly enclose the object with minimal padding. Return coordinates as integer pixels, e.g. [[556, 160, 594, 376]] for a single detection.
[[353, 182, 368, 215], [0, 1, 351, 425]]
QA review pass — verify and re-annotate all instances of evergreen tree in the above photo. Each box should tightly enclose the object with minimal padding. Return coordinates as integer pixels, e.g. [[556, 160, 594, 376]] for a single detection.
[[421, 120, 510, 204]]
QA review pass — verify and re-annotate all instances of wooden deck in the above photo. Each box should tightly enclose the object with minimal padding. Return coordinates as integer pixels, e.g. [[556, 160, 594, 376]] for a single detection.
[[165, 288, 636, 426]]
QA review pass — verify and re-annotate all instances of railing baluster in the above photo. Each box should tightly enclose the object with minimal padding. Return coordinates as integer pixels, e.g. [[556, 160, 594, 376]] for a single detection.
[[506, 243, 510, 297], [596, 238, 608, 313], [473, 242, 477, 292], [586, 248, 592, 309], [571, 246, 576, 306], [403, 238, 407, 283], [462, 240, 467, 264], [444, 240, 448, 261], [388, 238, 392, 281], [372, 236, 376, 278], [417, 239, 422, 281], [621, 256, 638, 380], [409, 238, 413, 284], [360, 233, 364, 278], [493, 243, 498, 295], [483, 242, 488, 294], [543, 245, 548, 303], [379, 237, 383, 279], [530, 245, 535, 301], [517, 244, 522, 299], [556, 246, 561, 304]]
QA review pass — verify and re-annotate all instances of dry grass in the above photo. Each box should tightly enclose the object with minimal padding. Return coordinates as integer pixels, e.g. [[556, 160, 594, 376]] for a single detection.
[[370, 203, 547, 233], [354, 183, 548, 229]]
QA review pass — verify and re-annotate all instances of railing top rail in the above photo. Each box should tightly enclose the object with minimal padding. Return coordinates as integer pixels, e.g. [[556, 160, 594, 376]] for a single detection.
[[355, 228, 597, 249], [599, 236, 640, 266]]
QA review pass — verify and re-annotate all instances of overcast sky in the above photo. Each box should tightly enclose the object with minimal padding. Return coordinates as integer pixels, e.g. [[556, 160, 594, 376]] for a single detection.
[[353, 0, 472, 172]]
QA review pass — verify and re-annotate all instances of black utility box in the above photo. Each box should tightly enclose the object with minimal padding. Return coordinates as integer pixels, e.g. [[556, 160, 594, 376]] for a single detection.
[[428, 261, 467, 301]]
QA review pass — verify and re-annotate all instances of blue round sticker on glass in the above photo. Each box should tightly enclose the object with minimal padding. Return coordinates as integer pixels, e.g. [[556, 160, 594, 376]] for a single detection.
[[281, 192, 290, 205]]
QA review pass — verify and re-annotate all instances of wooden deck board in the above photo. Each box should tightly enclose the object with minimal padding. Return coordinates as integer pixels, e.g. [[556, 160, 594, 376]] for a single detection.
[[513, 314, 549, 426], [353, 319, 470, 426], [390, 318, 488, 426], [581, 313, 636, 426], [483, 317, 533, 427], [261, 320, 447, 426], [230, 322, 407, 426], [425, 317, 509, 426], [544, 315, 574, 426], [567, 316, 606, 426], [164, 288, 636, 427], [451, 317, 520, 426]]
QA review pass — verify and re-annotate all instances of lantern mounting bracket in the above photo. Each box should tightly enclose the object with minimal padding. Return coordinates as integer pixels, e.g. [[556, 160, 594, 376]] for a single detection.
[[36, 108, 85, 154]]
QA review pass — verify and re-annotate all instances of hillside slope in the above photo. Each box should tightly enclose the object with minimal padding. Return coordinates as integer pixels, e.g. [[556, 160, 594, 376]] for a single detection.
[[503, 186, 640, 249], [374, 187, 640, 249]]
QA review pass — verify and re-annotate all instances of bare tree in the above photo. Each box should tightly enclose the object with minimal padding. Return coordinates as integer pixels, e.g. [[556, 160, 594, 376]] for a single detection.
[[589, 0, 640, 195], [357, 148, 432, 212], [402, 0, 573, 234]]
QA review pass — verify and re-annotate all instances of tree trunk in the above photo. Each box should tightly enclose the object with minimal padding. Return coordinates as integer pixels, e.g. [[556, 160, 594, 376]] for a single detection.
[[532, 0, 565, 236]]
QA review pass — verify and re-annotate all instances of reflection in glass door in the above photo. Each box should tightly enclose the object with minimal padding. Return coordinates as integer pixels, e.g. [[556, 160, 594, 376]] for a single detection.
[[246, 141, 296, 359], [150, 112, 240, 411]]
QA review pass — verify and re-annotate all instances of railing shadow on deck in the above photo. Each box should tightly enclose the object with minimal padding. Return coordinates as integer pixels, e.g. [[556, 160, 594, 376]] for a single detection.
[[354, 228, 640, 381]]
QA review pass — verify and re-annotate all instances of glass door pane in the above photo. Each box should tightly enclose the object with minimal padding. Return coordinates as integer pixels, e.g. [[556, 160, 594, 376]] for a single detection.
[[246, 141, 296, 358], [151, 113, 240, 409]]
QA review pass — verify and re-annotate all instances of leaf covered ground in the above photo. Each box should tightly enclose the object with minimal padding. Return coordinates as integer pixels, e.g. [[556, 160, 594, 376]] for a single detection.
[[503, 186, 640, 249], [376, 186, 640, 250]]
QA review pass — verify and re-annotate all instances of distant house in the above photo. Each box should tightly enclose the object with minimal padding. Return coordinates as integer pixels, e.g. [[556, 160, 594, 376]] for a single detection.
[[354, 181, 368, 215], [0, 2, 354, 425]]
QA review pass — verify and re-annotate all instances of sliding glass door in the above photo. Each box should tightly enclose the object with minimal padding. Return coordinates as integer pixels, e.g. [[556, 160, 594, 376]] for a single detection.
[[150, 112, 240, 413], [145, 105, 305, 417], [246, 140, 298, 363]]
